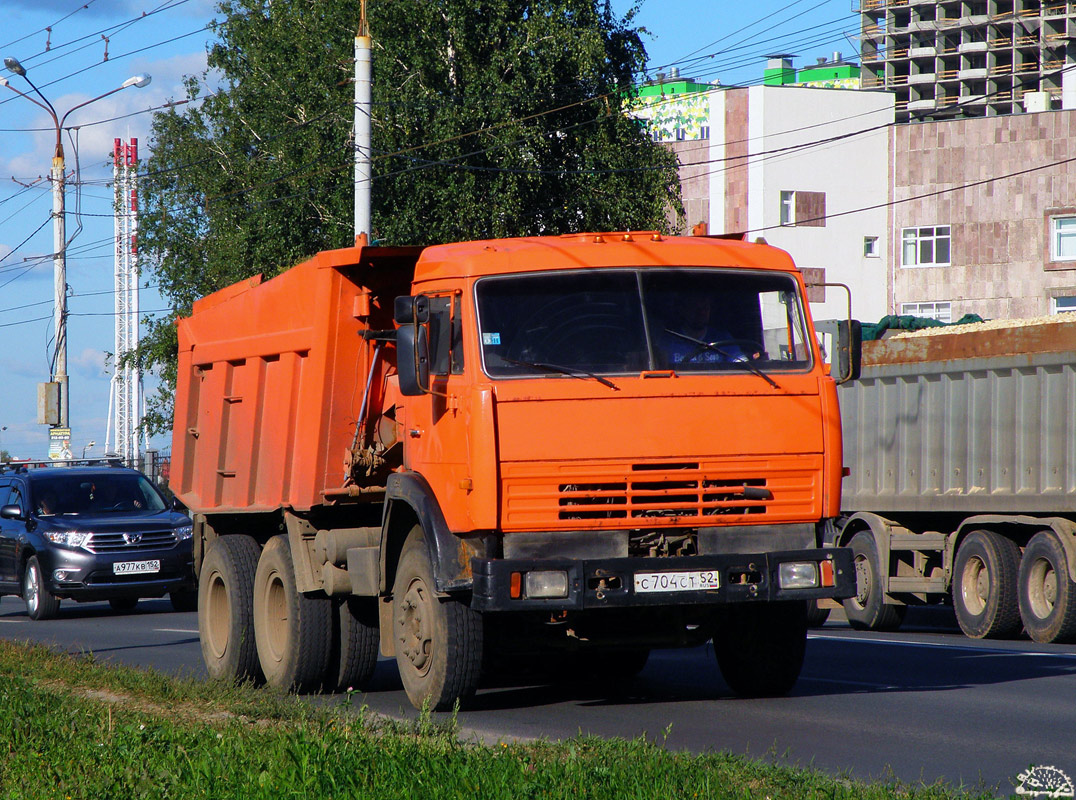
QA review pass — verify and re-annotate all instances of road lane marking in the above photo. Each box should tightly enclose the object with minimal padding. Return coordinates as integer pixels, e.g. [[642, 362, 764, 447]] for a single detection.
[[154, 629, 198, 634], [809, 632, 1076, 659]]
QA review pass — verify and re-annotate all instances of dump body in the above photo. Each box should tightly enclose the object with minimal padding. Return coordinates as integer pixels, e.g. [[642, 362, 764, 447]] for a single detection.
[[839, 319, 1076, 515], [833, 317, 1076, 643], [173, 232, 858, 708]]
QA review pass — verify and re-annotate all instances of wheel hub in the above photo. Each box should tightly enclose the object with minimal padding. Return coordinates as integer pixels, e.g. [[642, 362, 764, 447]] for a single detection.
[[1028, 557, 1058, 619], [961, 556, 988, 616], [853, 555, 870, 606], [398, 578, 432, 674]]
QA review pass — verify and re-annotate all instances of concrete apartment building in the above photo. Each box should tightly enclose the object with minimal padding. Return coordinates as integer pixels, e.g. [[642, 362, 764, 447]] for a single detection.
[[859, 0, 1076, 122]]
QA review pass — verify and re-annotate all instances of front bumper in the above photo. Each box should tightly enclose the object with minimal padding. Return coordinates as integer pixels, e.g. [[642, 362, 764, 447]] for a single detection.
[[40, 544, 195, 601], [471, 547, 854, 612]]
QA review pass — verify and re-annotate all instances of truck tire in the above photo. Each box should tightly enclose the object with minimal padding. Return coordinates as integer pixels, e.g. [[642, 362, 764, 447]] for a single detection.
[[392, 526, 482, 711], [843, 531, 906, 632], [324, 596, 380, 693], [1018, 531, 1076, 644], [713, 601, 807, 697], [805, 600, 831, 627], [952, 530, 1021, 639], [253, 535, 333, 693], [199, 535, 263, 683]]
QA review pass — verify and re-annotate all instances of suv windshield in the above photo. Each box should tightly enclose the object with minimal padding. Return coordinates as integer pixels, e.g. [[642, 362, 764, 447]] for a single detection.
[[476, 268, 812, 378], [31, 473, 168, 516]]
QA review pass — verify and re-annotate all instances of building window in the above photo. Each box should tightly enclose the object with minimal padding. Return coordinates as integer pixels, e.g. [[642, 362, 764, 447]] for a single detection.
[[780, 191, 794, 226], [779, 190, 826, 227], [901, 226, 951, 267], [1051, 217, 1076, 261], [699, 125, 710, 139], [1051, 295, 1076, 314], [901, 301, 952, 322], [863, 236, 879, 258]]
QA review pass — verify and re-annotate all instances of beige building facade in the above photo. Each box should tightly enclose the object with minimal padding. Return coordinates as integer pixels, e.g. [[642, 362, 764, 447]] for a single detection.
[[891, 108, 1076, 319]]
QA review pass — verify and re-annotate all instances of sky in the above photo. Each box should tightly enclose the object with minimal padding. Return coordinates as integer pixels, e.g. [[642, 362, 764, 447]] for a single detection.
[[0, 0, 859, 460]]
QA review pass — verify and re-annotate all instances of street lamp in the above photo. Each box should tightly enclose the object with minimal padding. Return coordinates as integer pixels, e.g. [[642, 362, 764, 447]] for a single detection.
[[0, 58, 151, 433], [82, 440, 96, 459]]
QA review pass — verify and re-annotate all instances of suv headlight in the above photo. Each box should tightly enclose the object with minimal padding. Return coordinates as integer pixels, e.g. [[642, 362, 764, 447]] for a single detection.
[[174, 525, 193, 541], [44, 531, 92, 550]]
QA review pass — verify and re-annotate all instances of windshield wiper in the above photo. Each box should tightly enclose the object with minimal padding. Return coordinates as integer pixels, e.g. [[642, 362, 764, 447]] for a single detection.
[[501, 357, 620, 390], [663, 329, 780, 389]]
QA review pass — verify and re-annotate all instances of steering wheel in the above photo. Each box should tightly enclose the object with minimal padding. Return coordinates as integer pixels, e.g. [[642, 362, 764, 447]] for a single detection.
[[680, 337, 766, 363]]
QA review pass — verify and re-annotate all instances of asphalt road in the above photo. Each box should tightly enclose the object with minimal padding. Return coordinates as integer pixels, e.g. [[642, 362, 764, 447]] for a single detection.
[[1, 595, 1073, 796]]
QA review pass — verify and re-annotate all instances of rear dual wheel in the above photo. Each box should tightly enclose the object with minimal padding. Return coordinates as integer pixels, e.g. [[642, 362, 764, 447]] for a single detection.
[[1018, 531, 1076, 644], [952, 530, 1021, 640]]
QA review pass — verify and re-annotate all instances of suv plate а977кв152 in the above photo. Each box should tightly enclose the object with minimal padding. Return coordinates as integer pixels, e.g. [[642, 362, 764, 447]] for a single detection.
[[0, 463, 196, 619]]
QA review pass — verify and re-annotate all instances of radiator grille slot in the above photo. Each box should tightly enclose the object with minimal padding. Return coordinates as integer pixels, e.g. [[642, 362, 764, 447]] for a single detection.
[[558, 467, 769, 520]]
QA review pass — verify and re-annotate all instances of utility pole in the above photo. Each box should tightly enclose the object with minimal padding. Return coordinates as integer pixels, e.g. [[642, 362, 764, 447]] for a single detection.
[[354, 0, 372, 242], [1, 58, 150, 439]]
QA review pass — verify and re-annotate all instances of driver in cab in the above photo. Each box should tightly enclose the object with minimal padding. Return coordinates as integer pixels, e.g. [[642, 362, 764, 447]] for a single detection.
[[662, 294, 743, 367]]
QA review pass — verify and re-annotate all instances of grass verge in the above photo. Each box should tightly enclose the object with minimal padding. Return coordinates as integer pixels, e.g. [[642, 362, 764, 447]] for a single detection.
[[0, 640, 997, 800]]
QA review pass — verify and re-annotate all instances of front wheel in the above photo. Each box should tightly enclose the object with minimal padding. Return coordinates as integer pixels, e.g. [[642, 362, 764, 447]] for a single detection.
[[842, 530, 906, 631], [253, 535, 332, 693], [713, 601, 807, 697], [1018, 531, 1076, 644], [23, 556, 60, 620], [393, 526, 482, 711], [952, 530, 1021, 639]]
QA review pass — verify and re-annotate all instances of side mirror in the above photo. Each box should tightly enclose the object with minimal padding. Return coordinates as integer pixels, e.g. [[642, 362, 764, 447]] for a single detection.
[[394, 294, 430, 325], [0, 504, 24, 521], [397, 321, 430, 396], [815, 319, 861, 384]]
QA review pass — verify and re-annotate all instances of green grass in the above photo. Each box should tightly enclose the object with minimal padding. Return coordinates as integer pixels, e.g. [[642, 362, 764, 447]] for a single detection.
[[0, 640, 997, 800]]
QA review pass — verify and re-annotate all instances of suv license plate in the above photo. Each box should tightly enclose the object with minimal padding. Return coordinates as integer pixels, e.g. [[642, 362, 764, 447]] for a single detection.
[[634, 570, 720, 593], [113, 560, 160, 575]]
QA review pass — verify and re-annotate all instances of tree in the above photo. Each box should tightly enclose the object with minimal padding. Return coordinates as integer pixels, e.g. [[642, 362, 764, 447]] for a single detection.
[[138, 0, 684, 433]]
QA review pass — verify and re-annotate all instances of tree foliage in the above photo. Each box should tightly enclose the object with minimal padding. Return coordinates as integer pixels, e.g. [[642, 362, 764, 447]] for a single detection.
[[138, 0, 684, 434]]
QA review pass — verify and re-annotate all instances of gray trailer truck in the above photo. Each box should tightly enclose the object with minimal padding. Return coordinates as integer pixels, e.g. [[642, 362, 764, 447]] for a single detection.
[[827, 316, 1076, 644]]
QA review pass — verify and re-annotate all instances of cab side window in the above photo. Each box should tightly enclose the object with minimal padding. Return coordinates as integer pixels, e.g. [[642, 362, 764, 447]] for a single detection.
[[427, 295, 463, 376], [0, 480, 10, 508]]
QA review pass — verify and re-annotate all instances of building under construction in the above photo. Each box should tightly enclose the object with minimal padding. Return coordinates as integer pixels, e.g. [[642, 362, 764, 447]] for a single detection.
[[858, 0, 1076, 121]]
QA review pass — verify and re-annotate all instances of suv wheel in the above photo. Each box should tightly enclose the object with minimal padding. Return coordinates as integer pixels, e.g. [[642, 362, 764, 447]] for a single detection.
[[24, 556, 60, 620]]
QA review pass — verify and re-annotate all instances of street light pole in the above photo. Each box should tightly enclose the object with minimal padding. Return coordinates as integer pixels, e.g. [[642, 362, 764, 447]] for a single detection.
[[1, 58, 150, 432]]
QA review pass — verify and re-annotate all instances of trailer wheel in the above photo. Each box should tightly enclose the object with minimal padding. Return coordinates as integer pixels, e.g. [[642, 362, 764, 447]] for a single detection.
[[843, 531, 905, 631], [952, 530, 1021, 639], [253, 535, 333, 693], [1018, 531, 1076, 644], [392, 526, 482, 710], [199, 535, 263, 683], [324, 597, 380, 693], [713, 601, 806, 697]]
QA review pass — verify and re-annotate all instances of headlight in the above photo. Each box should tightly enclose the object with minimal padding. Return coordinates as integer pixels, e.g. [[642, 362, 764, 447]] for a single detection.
[[174, 525, 193, 540], [778, 561, 820, 590], [44, 531, 92, 550]]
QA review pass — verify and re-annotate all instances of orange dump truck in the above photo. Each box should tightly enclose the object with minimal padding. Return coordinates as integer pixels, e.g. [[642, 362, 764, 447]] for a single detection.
[[172, 232, 858, 710]]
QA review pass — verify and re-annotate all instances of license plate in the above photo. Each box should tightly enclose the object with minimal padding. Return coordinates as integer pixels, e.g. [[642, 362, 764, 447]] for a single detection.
[[634, 570, 721, 593], [113, 560, 160, 575]]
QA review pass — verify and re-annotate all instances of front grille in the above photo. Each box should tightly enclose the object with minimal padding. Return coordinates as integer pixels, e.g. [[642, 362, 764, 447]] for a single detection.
[[558, 465, 768, 520], [87, 531, 178, 553], [500, 456, 821, 531]]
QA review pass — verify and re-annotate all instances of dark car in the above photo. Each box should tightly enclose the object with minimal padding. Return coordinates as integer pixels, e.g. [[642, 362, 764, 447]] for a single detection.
[[0, 464, 195, 619]]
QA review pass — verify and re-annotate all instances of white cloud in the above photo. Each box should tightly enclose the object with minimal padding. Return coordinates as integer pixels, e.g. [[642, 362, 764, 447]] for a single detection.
[[72, 346, 108, 379]]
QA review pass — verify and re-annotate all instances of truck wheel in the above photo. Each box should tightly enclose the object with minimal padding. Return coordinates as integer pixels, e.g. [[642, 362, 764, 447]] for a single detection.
[[324, 597, 380, 693], [952, 530, 1021, 639], [805, 600, 831, 627], [842, 531, 905, 631], [392, 526, 482, 711], [199, 535, 263, 683], [1018, 531, 1076, 644], [253, 535, 333, 693], [713, 601, 806, 697], [24, 556, 60, 621]]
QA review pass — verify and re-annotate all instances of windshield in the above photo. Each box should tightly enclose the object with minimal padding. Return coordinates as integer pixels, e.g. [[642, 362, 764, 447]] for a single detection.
[[475, 268, 812, 378], [31, 473, 168, 515]]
